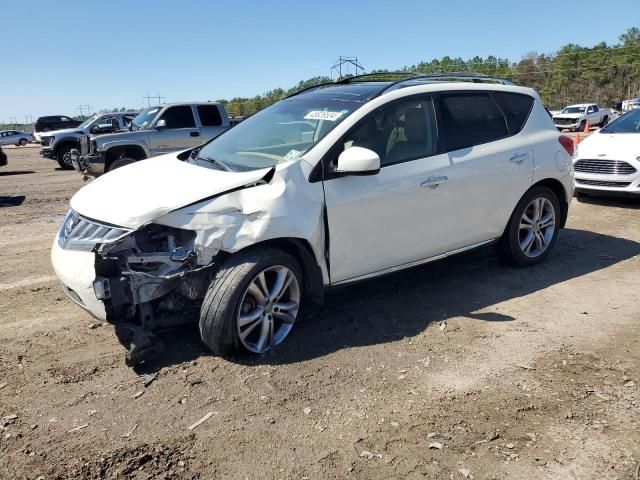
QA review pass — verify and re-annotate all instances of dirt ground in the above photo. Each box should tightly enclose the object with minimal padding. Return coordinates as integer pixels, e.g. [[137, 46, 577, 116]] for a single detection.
[[1, 145, 639, 480]]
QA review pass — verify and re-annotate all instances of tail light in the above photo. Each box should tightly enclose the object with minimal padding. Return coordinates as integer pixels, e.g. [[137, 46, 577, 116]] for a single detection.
[[558, 135, 574, 157]]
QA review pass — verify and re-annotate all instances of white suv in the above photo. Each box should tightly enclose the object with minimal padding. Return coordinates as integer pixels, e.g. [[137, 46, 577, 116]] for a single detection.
[[51, 73, 575, 365]]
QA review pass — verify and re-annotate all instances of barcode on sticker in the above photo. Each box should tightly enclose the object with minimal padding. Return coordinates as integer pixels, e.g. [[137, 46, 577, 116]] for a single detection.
[[304, 110, 345, 122]]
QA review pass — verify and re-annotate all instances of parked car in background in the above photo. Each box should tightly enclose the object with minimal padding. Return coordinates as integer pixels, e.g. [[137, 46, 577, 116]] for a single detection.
[[52, 73, 574, 365], [34, 115, 82, 135], [0, 146, 6, 167], [553, 103, 612, 131], [622, 98, 640, 112], [0, 130, 33, 146], [40, 112, 138, 169], [573, 108, 640, 196], [73, 102, 231, 175]]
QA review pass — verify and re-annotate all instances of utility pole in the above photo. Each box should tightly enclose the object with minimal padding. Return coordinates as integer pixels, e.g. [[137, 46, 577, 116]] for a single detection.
[[331, 56, 365, 80]]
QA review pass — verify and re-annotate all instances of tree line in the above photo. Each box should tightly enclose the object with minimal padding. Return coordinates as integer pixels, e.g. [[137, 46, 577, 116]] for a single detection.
[[219, 27, 640, 117]]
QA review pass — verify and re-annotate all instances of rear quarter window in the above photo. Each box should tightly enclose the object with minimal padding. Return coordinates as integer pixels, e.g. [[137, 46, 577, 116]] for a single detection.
[[492, 92, 535, 135], [439, 93, 508, 151]]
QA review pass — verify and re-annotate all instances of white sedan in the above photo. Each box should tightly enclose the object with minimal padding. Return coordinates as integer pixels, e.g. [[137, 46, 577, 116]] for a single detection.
[[0, 130, 33, 146], [573, 109, 640, 196]]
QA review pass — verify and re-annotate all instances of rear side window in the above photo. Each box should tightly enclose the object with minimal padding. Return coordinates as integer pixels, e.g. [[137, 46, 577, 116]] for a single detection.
[[197, 105, 222, 126], [439, 93, 508, 151], [160, 106, 196, 128], [492, 92, 535, 135]]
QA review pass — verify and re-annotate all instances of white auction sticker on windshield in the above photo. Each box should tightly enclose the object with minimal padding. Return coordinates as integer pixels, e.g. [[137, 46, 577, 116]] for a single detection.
[[304, 110, 345, 122]]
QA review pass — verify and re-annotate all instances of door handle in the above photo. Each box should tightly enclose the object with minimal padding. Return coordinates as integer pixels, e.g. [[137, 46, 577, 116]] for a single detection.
[[190, 131, 200, 137], [510, 152, 529, 164], [421, 175, 448, 188]]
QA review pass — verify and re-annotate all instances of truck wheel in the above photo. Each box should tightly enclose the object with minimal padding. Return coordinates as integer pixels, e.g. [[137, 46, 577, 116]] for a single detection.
[[108, 157, 136, 171], [497, 186, 561, 267], [577, 121, 586, 132], [601, 116, 609, 126], [56, 145, 74, 170], [199, 246, 303, 356]]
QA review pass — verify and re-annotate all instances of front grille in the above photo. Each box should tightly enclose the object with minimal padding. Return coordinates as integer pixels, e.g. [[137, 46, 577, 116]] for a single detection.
[[576, 179, 631, 188], [574, 159, 637, 175], [58, 210, 131, 251], [554, 118, 576, 125]]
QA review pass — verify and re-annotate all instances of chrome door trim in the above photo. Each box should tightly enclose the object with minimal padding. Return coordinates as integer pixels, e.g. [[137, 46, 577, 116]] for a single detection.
[[331, 239, 497, 286]]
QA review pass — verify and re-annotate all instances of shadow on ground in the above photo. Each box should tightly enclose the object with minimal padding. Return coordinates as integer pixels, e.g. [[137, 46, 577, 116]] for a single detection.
[[576, 193, 640, 210], [0, 171, 35, 177], [0, 195, 26, 207], [140, 228, 640, 372]]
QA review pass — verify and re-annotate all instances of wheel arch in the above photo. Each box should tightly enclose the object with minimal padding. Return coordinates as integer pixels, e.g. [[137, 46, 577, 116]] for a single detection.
[[53, 139, 79, 156], [531, 178, 569, 228], [229, 237, 325, 305], [105, 145, 147, 170]]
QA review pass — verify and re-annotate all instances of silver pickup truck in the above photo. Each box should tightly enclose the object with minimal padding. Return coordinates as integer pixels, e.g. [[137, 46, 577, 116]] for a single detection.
[[73, 102, 230, 176]]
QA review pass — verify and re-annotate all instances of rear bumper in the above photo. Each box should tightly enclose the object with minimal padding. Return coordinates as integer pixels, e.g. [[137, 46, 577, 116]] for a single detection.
[[51, 239, 106, 321]]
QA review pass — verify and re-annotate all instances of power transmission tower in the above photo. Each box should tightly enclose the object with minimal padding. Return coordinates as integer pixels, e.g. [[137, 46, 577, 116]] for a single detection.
[[144, 93, 165, 107], [331, 56, 365, 80], [76, 105, 91, 118]]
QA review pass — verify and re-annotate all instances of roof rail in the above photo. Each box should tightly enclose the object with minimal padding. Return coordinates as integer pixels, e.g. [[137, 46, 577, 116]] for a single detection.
[[285, 71, 515, 99]]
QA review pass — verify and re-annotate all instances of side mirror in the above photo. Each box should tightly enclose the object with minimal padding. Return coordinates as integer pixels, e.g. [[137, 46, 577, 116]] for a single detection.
[[155, 119, 167, 129], [336, 147, 380, 175]]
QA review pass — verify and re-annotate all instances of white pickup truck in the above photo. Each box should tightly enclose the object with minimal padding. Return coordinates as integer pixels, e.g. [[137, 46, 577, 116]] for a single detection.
[[553, 103, 612, 131]]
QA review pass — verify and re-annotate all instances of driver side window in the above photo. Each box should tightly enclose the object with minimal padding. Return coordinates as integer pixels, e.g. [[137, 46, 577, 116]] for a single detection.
[[159, 106, 196, 129], [341, 96, 438, 167]]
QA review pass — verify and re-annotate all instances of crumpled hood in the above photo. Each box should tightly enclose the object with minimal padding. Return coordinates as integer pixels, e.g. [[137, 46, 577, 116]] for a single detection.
[[70, 153, 272, 229], [576, 131, 640, 160], [40, 127, 86, 138]]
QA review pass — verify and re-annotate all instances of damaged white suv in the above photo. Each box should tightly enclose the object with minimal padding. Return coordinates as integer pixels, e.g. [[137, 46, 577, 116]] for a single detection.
[[52, 73, 575, 365]]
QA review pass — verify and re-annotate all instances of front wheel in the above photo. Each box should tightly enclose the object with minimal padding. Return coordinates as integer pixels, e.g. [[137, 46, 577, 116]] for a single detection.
[[497, 186, 561, 267], [199, 247, 303, 356], [18, 138, 27, 146], [56, 145, 74, 169], [108, 157, 136, 171]]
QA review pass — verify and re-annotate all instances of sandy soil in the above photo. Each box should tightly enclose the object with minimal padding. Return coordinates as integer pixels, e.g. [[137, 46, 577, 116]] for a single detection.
[[0, 145, 639, 479]]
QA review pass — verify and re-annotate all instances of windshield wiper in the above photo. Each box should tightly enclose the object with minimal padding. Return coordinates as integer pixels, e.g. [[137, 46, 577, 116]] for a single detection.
[[195, 156, 233, 172]]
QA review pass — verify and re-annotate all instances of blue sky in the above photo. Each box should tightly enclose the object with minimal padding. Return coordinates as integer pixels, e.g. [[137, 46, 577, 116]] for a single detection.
[[1, 0, 637, 121]]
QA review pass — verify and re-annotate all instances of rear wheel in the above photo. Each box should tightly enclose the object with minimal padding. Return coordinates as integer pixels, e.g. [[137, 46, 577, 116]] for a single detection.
[[56, 145, 74, 169], [497, 186, 561, 267], [18, 138, 27, 146], [199, 247, 303, 356], [601, 115, 609, 126], [108, 157, 136, 171]]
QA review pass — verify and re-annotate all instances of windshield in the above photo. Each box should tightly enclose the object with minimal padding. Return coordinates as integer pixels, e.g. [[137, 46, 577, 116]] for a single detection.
[[131, 106, 161, 130], [192, 97, 363, 171], [562, 107, 586, 114], [600, 109, 640, 134], [78, 114, 101, 129]]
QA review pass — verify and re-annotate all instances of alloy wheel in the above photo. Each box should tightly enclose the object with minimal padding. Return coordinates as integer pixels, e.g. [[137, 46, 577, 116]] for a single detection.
[[518, 197, 556, 258], [237, 265, 301, 353]]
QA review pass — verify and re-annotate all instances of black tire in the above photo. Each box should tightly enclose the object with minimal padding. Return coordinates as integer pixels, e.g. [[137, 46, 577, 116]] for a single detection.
[[601, 116, 609, 127], [497, 186, 561, 267], [577, 121, 586, 132], [18, 138, 27, 146], [199, 246, 303, 356], [56, 145, 74, 169], [108, 157, 136, 171]]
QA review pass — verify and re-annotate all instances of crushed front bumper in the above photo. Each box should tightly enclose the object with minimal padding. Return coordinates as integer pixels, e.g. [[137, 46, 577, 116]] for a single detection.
[[51, 239, 107, 321], [71, 151, 106, 176]]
